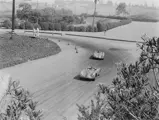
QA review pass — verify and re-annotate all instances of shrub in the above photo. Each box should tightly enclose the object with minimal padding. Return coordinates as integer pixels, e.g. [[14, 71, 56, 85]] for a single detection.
[[96, 21, 105, 32], [94, 26, 98, 32], [0, 80, 42, 120], [54, 23, 61, 31], [73, 26, 78, 31], [60, 22, 68, 31], [14, 20, 19, 29], [39, 22, 49, 30], [96, 19, 132, 32], [33, 23, 41, 29], [19, 22, 25, 29], [77, 36, 159, 120], [68, 25, 74, 31], [3, 19, 12, 29], [48, 22, 54, 30], [25, 21, 33, 30], [86, 25, 93, 32], [79, 26, 86, 32]]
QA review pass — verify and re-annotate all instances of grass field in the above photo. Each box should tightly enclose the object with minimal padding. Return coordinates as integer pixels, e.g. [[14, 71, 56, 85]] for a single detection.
[[0, 33, 61, 69]]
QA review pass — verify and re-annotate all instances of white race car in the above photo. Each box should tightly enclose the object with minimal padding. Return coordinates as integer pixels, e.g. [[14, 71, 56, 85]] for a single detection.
[[92, 51, 105, 60], [79, 66, 101, 81]]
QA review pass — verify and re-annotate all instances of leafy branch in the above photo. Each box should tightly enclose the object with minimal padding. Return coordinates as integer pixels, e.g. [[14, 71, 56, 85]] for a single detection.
[[77, 35, 159, 120]]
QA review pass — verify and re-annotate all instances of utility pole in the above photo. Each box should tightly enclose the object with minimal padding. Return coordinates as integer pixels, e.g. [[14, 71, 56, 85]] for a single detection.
[[11, 0, 15, 39]]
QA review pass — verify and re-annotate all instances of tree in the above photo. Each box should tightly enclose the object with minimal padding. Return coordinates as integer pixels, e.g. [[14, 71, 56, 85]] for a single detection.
[[68, 25, 74, 31], [16, 3, 32, 21], [29, 9, 42, 24], [3, 19, 12, 29], [92, 0, 99, 32], [107, 0, 113, 6], [60, 22, 68, 31], [116, 2, 129, 16], [54, 23, 61, 31], [0, 80, 42, 120], [96, 21, 104, 32], [77, 36, 159, 120], [39, 22, 49, 30]]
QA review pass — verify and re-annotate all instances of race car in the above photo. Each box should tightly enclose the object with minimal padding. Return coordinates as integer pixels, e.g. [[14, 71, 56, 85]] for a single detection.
[[92, 51, 105, 60], [79, 66, 101, 81]]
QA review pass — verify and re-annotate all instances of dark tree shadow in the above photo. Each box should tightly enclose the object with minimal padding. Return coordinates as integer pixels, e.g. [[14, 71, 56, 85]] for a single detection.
[[89, 55, 104, 60], [109, 48, 128, 51], [74, 75, 95, 81], [29, 36, 37, 39]]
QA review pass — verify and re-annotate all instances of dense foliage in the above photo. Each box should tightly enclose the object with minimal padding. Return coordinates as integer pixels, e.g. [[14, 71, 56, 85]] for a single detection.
[[0, 80, 42, 120], [13, 3, 86, 30], [1, 2, 133, 32], [116, 2, 129, 16], [97, 19, 132, 32], [77, 35, 159, 120], [2, 19, 12, 29]]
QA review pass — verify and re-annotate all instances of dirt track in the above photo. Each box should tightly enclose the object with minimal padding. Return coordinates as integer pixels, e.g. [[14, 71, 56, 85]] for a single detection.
[[1, 31, 140, 120]]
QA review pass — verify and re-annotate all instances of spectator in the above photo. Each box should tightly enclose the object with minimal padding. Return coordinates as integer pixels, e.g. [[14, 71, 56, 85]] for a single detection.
[[33, 27, 36, 37], [104, 29, 107, 36], [36, 28, 40, 37]]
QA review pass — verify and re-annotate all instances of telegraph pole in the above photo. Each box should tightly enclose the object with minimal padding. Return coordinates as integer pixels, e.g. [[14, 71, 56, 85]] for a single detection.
[[11, 0, 15, 39]]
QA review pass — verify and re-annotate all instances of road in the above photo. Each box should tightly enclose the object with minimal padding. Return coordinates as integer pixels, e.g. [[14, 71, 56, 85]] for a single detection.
[[1, 30, 140, 120]]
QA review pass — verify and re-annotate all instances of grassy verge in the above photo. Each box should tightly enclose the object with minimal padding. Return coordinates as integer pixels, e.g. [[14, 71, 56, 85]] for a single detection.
[[0, 33, 61, 69]]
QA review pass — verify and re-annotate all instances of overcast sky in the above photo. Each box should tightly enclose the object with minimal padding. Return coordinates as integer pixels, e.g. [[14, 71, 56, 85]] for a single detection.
[[110, 0, 159, 6], [35, 0, 159, 6], [5, 0, 159, 7]]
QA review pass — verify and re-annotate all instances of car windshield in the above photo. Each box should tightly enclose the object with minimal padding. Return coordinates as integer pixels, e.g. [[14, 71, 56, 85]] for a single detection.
[[87, 67, 96, 70]]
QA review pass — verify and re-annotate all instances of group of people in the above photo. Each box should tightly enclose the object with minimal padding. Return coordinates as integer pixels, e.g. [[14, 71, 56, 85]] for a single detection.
[[33, 28, 40, 37]]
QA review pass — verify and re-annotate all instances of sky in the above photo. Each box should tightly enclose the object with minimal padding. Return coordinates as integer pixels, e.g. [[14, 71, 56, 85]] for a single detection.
[[38, 0, 159, 6], [4, 0, 159, 7], [110, 0, 159, 6]]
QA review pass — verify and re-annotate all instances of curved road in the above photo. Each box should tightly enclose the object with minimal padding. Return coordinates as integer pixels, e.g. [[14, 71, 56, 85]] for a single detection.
[[1, 31, 139, 120]]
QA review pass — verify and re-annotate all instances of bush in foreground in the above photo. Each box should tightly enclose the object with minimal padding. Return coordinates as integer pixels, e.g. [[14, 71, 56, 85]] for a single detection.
[[77, 36, 159, 120], [0, 80, 42, 120]]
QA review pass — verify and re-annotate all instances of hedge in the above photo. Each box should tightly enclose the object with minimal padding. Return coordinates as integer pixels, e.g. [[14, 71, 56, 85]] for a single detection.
[[48, 22, 54, 30], [97, 19, 132, 32], [25, 21, 33, 30], [33, 23, 41, 29], [2, 20, 12, 29], [54, 23, 61, 31], [39, 22, 49, 30], [17, 19, 131, 32]]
